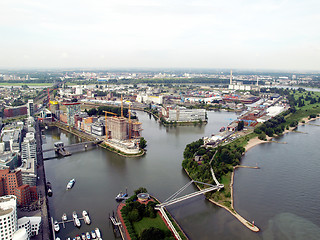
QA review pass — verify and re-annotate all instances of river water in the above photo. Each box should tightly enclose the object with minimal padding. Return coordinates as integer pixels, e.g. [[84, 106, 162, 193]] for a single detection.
[[43, 112, 320, 240]]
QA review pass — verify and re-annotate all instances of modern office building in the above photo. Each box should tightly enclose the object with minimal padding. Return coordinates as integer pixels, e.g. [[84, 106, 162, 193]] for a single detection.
[[162, 107, 206, 122], [26, 100, 34, 118], [0, 195, 18, 240]]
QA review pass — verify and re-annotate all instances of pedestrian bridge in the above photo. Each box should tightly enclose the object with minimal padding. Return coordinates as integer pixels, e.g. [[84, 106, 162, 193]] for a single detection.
[[155, 180, 224, 240], [156, 180, 223, 208]]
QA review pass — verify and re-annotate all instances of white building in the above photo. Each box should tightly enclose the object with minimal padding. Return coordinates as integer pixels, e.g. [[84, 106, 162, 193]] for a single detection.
[[27, 100, 34, 118], [18, 131, 37, 186], [12, 228, 28, 240], [17, 216, 41, 238], [0, 195, 18, 240], [163, 107, 206, 122], [0, 196, 41, 240], [75, 86, 83, 95], [136, 94, 163, 104]]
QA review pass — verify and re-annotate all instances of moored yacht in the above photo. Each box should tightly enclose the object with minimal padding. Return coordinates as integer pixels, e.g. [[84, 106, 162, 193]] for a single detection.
[[54, 221, 59, 232], [62, 213, 67, 221], [95, 228, 101, 238]]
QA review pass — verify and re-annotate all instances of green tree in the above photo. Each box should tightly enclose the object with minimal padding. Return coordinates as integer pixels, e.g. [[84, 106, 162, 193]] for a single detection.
[[139, 137, 147, 149], [134, 187, 147, 195], [140, 227, 165, 240]]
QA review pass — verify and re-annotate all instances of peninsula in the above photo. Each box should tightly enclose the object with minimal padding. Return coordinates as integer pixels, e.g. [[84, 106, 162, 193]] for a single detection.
[[182, 88, 320, 231]]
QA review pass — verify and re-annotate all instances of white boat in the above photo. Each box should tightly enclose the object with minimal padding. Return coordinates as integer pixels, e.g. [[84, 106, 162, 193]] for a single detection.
[[54, 221, 60, 232], [84, 216, 91, 225], [86, 232, 91, 240], [74, 217, 81, 227], [91, 230, 96, 239], [82, 210, 91, 225], [95, 228, 101, 238], [67, 179, 76, 190], [62, 213, 67, 221], [82, 210, 88, 217], [56, 238, 61, 240], [81, 233, 86, 240], [72, 211, 78, 219]]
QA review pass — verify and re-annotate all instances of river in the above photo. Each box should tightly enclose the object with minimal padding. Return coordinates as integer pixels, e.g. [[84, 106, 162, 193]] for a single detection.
[[43, 112, 320, 240]]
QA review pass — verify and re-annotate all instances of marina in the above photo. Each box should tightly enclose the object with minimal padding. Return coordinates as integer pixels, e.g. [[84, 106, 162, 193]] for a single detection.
[[52, 211, 97, 240]]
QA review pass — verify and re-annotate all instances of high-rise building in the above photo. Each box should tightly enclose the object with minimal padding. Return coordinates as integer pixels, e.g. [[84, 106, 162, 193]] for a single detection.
[[108, 117, 128, 140], [27, 100, 34, 118], [230, 70, 233, 85]]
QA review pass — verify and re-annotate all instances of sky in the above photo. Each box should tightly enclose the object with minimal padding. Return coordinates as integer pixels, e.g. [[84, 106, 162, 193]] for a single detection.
[[0, 0, 319, 71]]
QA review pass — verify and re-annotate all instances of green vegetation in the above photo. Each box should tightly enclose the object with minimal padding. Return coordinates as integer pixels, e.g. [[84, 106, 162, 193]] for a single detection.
[[139, 137, 147, 149], [181, 88, 320, 211], [120, 188, 175, 240], [133, 216, 169, 236]]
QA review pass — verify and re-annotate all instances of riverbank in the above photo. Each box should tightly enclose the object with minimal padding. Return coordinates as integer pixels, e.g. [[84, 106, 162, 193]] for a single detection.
[[183, 168, 260, 232], [46, 121, 145, 157]]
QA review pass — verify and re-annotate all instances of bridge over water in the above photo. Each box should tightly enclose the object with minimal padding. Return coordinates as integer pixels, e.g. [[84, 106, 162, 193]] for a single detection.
[[155, 180, 224, 240], [42, 140, 101, 160]]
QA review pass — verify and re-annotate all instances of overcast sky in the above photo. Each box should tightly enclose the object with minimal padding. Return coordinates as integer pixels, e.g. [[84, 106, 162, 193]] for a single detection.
[[0, 0, 319, 71]]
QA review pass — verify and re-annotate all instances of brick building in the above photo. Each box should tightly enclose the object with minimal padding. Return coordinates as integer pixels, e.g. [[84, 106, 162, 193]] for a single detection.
[[4, 106, 28, 118], [0, 169, 37, 206]]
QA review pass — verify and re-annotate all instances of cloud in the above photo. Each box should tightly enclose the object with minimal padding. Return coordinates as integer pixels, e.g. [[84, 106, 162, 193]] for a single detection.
[[0, 0, 319, 70]]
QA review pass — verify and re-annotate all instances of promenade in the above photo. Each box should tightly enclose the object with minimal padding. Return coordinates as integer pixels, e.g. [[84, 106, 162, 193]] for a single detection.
[[35, 120, 52, 240]]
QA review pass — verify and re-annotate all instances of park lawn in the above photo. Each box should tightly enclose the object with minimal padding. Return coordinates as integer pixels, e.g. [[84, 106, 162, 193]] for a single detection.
[[133, 215, 169, 236]]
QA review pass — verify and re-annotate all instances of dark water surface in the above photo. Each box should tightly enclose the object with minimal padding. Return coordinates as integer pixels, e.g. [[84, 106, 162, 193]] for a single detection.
[[43, 112, 320, 240]]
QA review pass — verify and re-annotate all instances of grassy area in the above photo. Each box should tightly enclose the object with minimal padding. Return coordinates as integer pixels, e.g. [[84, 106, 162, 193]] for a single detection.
[[209, 171, 232, 210], [133, 215, 168, 236], [0, 82, 52, 86]]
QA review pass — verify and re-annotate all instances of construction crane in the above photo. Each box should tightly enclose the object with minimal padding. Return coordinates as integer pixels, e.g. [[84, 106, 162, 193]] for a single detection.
[[103, 111, 118, 140], [120, 95, 124, 118], [128, 103, 132, 139]]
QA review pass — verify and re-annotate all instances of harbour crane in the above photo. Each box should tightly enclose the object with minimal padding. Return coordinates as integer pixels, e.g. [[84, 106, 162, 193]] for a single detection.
[[103, 111, 118, 140]]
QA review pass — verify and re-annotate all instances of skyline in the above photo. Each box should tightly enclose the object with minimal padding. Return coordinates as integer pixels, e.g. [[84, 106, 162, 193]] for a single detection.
[[1, 0, 319, 71]]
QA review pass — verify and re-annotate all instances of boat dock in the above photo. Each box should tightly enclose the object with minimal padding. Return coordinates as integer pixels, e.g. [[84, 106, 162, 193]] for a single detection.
[[51, 211, 92, 238]]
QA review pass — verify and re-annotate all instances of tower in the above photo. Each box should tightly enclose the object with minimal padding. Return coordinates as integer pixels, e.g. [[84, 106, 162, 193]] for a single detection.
[[27, 100, 34, 117], [230, 70, 233, 85]]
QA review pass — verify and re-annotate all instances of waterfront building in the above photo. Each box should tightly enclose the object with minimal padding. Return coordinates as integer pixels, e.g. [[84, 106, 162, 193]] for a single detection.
[[108, 117, 127, 140], [63, 102, 81, 126], [27, 100, 34, 118], [91, 121, 105, 136], [0, 195, 18, 240], [162, 106, 206, 122]]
